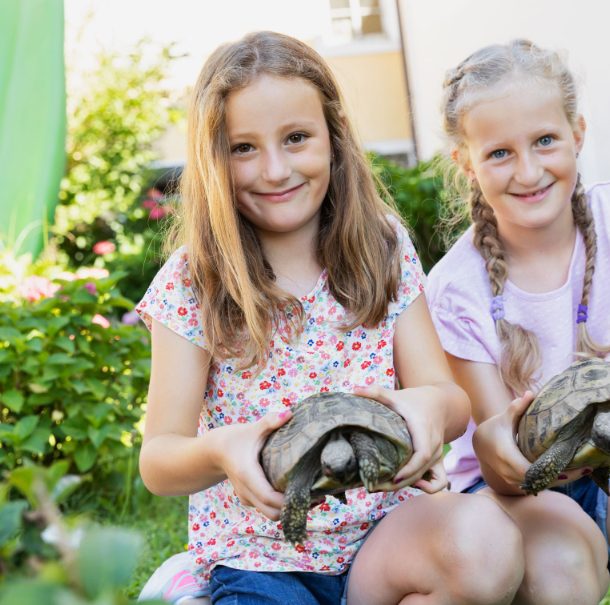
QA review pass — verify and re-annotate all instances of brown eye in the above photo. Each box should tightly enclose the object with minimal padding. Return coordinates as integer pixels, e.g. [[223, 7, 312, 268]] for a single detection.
[[287, 132, 307, 145], [232, 143, 253, 155]]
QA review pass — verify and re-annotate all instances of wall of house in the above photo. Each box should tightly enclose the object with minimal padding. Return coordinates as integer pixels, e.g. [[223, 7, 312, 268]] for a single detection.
[[398, 0, 610, 183]]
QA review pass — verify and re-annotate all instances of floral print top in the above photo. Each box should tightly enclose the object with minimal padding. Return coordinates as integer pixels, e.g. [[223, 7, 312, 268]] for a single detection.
[[136, 220, 425, 589]]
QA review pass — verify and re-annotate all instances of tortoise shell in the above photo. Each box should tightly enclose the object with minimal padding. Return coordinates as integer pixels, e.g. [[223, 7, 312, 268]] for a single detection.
[[517, 358, 610, 461], [261, 391, 412, 493]]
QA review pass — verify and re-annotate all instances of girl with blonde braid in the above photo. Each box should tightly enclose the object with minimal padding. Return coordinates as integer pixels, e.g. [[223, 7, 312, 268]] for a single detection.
[[427, 39, 610, 604]]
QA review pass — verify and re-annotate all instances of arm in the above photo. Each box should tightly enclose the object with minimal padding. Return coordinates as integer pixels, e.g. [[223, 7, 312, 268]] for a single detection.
[[355, 293, 471, 491], [139, 319, 289, 519], [447, 354, 534, 495]]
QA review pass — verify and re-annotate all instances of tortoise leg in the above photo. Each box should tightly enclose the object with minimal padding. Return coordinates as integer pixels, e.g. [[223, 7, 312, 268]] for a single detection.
[[349, 431, 381, 492], [281, 459, 319, 545], [521, 430, 583, 495], [592, 467, 610, 496]]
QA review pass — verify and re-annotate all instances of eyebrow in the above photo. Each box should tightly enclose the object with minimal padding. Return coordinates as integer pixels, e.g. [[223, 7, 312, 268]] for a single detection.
[[228, 119, 321, 141]]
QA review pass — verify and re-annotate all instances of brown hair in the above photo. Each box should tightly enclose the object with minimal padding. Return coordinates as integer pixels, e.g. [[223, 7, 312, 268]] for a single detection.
[[169, 31, 402, 369], [441, 39, 609, 394]]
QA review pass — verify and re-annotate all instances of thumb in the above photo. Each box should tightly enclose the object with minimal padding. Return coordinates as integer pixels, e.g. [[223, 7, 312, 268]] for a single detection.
[[508, 390, 535, 431], [262, 409, 293, 433]]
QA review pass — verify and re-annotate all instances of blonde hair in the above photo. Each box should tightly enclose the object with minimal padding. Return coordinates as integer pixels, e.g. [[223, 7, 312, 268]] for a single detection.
[[441, 39, 609, 394], [169, 31, 402, 369]]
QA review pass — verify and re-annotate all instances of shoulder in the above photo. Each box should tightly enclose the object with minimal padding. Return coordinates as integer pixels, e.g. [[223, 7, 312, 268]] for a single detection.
[[587, 181, 610, 213], [426, 226, 485, 303]]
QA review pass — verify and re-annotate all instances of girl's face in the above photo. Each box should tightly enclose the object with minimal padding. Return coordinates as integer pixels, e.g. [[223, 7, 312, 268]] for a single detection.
[[226, 74, 332, 239], [460, 78, 585, 239]]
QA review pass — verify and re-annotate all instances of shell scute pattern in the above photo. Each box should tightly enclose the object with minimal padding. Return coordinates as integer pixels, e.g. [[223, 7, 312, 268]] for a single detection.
[[262, 392, 412, 493], [518, 359, 610, 461]]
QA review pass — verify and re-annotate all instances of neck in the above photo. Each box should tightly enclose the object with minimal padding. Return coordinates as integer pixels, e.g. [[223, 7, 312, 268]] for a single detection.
[[257, 219, 323, 298]]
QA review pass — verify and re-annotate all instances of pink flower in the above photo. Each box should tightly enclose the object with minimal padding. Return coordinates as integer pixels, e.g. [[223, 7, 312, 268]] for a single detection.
[[121, 310, 140, 325], [92, 314, 110, 329], [18, 276, 60, 302], [92, 241, 116, 255], [149, 205, 168, 220], [84, 282, 97, 296]]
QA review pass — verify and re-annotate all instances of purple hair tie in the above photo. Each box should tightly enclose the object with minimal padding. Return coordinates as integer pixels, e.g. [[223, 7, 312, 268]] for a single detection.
[[490, 295, 505, 321], [576, 304, 588, 324]]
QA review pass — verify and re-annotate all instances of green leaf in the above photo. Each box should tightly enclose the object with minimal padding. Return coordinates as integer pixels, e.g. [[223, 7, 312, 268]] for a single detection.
[[74, 442, 97, 472], [28, 382, 49, 394], [0, 580, 62, 605], [0, 499, 28, 545], [13, 415, 39, 440], [77, 526, 143, 598], [47, 352, 76, 365], [0, 326, 21, 340], [1, 389, 24, 412], [54, 335, 76, 353], [21, 427, 51, 455], [52, 474, 83, 504]]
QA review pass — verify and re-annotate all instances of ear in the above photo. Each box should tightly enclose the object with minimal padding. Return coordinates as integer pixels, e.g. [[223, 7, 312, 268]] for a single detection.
[[451, 147, 474, 180], [573, 114, 586, 154]]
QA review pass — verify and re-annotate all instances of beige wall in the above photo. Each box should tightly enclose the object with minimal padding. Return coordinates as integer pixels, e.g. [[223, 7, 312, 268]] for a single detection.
[[326, 51, 412, 154], [398, 0, 610, 183]]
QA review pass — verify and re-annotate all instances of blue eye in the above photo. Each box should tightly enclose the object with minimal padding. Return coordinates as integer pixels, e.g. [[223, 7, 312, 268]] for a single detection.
[[490, 149, 507, 160], [538, 135, 553, 146]]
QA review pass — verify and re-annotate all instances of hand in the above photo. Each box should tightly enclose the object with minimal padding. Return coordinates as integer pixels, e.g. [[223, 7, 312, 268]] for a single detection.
[[215, 410, 293, 521], [472, 391, 535, 491], [353, 385, 446, 489]]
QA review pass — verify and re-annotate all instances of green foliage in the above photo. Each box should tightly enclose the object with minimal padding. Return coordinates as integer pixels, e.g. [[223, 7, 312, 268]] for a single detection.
[[52, 40, 182, 302], [0, 463, 165, 604], [371, 154, 467, 272], [0, 271, 150, 477]]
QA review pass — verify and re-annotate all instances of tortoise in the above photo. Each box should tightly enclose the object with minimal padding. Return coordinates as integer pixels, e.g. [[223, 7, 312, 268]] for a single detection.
[[260, 391, 413, 545], [517, 357, 610, 496]]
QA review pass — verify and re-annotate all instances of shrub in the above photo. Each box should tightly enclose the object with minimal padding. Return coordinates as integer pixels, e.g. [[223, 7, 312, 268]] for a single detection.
[[0, 271, 150, 478], [52, 40, 182, 302], [371, 153, 467, 272]]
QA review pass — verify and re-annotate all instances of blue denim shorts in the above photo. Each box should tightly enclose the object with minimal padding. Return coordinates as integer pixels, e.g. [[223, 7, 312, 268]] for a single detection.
[[464, 476, 609, 554], [209, 565, 348, 605]]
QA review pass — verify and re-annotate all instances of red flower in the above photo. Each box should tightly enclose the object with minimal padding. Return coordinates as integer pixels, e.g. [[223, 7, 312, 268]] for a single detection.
[[207, 538, 216, 545], [336, 342, 344, 351], [217, 389, 224, 397], [295, 544, 306, 553], [225, 417, 233, 424], [343, 359, 351, 367], [282, 397, 292, 407], [259, 381, 271, 390], [166, 282, 174, 290], [361, 361, 371, 369], [386, 368, 395, 377], [210, 512, 216, 519], [177, 307, 188, 316], [277, 368, 286, 376], [377, 340, 387, 349], [92, 240, 115, 255], [360, 523, 369, 531], [192, 523, 200, 531], [309, 372, 317, 379], [320, 386, 329, 392], [336, 556, 345, 564], [245, 526, 254, 534], [242, 371, 252, 379], [352, 342, 361, 350], [319, 502, 330, 511]]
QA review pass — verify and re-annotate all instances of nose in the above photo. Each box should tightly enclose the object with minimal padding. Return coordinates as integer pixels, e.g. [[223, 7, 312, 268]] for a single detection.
[[514, 150, 544, 186], [261, 148, 291, 183]]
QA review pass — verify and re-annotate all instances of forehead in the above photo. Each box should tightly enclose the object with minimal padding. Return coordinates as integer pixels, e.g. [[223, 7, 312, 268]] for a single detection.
[[461, 79, 570, 146], [225, 74, 326, 136]]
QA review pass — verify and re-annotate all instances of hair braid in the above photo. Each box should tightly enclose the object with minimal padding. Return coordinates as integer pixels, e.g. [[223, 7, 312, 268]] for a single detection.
[[470, 185, 542, 394], [571, 174, 610, 357]]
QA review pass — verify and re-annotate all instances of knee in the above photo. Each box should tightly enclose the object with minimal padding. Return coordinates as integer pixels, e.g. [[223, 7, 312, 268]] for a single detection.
[[440, 496, 524, 605], [518, 544, 609, 605]]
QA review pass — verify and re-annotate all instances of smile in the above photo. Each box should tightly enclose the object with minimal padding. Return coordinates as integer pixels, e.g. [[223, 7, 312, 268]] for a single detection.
[[254, 183, 305, 202], [510, 183, 554, 203]]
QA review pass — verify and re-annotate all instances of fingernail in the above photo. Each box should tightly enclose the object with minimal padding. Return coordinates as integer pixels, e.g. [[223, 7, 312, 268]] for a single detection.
[[278, 411, 290, 420], [557, 473, 568, 480], [581, 468, 593, 476]]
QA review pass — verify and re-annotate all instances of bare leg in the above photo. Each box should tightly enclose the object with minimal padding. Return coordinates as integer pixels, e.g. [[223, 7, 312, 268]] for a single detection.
[[480, 487, 609, 605], [347, 492, 524, 605]]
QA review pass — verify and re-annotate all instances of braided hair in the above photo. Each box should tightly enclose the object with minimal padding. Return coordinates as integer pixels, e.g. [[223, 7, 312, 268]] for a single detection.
[[441, 39, 609, 394]]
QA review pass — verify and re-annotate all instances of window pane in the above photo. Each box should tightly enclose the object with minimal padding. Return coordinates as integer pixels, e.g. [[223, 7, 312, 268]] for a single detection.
[[361, 13, 382, 34], [330, 0, 350, 9]]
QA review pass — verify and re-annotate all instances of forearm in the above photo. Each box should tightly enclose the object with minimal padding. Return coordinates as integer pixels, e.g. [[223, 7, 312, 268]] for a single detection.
[[139, 429, 227, 496], [428, 380, 470, 443], [478, 458, 524, 496]]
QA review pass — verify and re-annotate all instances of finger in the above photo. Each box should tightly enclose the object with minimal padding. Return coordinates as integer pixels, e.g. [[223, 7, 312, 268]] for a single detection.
[[261, 409, 293, 434], [413, 460, 448, 494], [352, 385, 395, 408], [393, 445, 443, 486]]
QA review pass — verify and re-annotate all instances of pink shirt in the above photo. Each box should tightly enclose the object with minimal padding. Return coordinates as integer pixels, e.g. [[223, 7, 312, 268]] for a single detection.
[[136, 219, 425, 589], [426, 182, 610, 492]]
